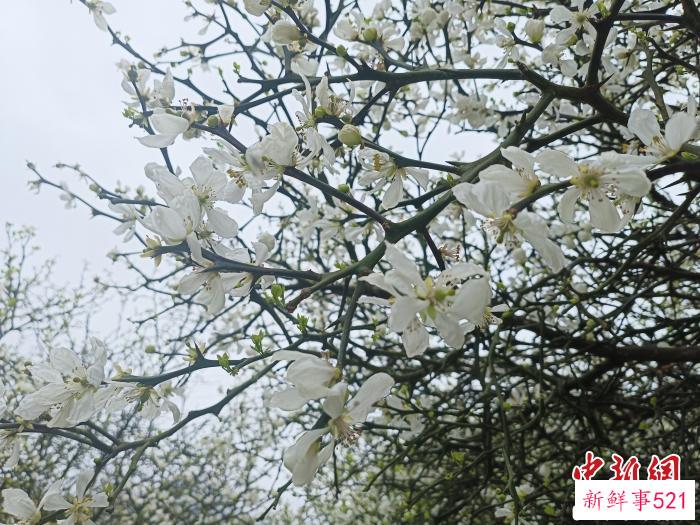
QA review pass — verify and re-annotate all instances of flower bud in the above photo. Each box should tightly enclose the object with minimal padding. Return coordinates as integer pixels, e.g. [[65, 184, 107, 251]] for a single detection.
[[525, 19, 545, 44], [217, 104, 235, 125], [338, 124, 362, 147], [337, 183, 350, 193], [362, 27, 378, 41], [313, 107, 327, 119], [206, 115, 220, 127], [270, 20, 302, 45], [336, 44, 348, 56]]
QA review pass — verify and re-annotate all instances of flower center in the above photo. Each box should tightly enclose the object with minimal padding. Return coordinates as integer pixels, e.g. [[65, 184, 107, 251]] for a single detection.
[[330, 415, 362, 445], [484, 213, 519, 246], [571, 165, 602, 190], [69, 496, 94, 523], [477, 307, 502, 329]]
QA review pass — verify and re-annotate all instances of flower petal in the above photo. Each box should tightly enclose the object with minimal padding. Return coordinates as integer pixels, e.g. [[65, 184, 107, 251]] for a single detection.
[[557, 187, 580, 223], [402, 318, 429, 358], [665, 112, 697, 152], [150, 113, 189, 135], [627, 108, 660, 146], [1, 488, 37, 519], [389, 297, 428, 332], [537, 150, 580, 179], [588, 189, 621, 232], [347, 373, 394, 423], [137, 133, 177, 149]]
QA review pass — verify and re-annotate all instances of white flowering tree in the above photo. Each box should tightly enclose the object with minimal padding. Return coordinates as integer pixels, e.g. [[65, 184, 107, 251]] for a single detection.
[[3, 0, 700, 523]]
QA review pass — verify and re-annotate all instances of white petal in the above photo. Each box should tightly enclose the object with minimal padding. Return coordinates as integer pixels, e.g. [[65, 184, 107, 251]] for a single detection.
[[50, 348, 82, 375], [389, 297, 427, 332], [150, 113, 189, 135], [537, 150, 580, 179], [322, 383, 348, 419], [526, 233, 566, 272], [381, 176, 403, 209], [603, 171, 651, 198], [66, 393, 96, 425], [178, 271, 208, 295], [501, 146, 535, 172], [665, 112, 697, 152], [270, 350, 314, 362], [89, 493, 109, 508], [29, 363, 63, 384], [627, 108, 660, 146], [1, 488, 37, 519], [453, 181, 509, 217], [433, 313, 465, 349], [137, 133, 177, 148], [588, 190, 621, 232], [550, 5, 573, 23], [75, 470, 93, 499], [287, 360, 337, 396], [452, 278, 491, 325], [283, 428, 329, 486], [189, 156, 215, 187], [557, 187, 580, 223], [207, 208, 239, 238], [268, 387, 309, 411], [384, 243, 423, 286], [402, 319, 429, 358], [40, 491, 71, 512], [347, 373, 394, 423]]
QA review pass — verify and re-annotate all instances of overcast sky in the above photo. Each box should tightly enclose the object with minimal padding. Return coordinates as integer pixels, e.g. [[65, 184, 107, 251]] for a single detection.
[[1, 1, 198, 284]]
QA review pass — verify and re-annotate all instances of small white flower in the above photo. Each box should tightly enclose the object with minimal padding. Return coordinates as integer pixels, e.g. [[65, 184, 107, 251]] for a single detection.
[[108, 203, 139, 241], [58, 470, 109, 525], [358, 150, 428, 209], [537, 150, 653, 232], [16, 340, 111, 428], [550, 0, 598, 45], [453, 181, 566, 272], [268, 351, 340, 410], [283, 373, 394, 486], [86, 1, 115, 32], [361, 244, 489, 357], [114, 382, 181, 422], [627, 98, 698, 160]]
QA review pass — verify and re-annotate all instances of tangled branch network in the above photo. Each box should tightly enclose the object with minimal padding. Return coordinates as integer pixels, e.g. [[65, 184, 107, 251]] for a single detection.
[[2, 0, 700, 523]]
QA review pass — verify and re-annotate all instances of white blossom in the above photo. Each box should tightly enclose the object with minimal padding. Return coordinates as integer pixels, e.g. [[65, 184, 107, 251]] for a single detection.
[[283, 373, 394, 486], [268, 351, 340, 410], [16, 340, 111, 428], [86, 1, 115, 32], [453, 181, 566, 272], [361, 243, 491, 357], [628, 98, 698, 160], [358, 150, 428, 209], [537, 150, 653, 232]]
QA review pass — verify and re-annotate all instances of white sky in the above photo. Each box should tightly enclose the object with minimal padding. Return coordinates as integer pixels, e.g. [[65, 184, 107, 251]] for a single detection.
[[1, 1, 197, 284]]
